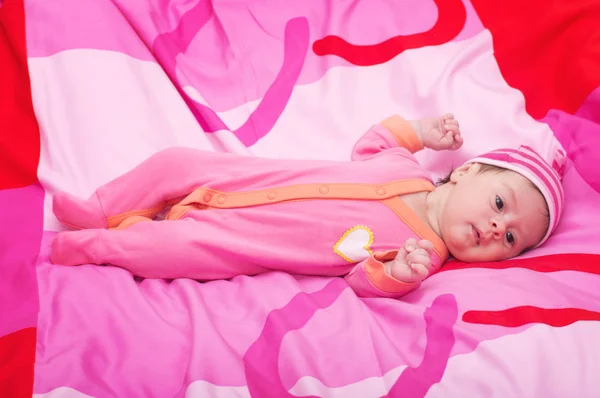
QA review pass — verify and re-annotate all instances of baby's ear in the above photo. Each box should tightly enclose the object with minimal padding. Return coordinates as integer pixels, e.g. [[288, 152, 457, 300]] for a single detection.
[[449, 163, 478, 182]]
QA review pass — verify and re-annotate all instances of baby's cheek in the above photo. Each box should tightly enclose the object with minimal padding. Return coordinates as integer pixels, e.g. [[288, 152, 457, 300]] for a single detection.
[[478, 245, 505, 262], [451, 246, 481, 263], [446, 232, 468, 252]]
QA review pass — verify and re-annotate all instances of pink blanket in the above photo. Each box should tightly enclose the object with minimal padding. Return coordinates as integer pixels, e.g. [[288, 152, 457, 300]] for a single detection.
[[1, 0, 599, 396]]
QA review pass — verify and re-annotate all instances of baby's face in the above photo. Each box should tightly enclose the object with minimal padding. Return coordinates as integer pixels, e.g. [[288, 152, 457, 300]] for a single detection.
[[439, 165, 548, 262]]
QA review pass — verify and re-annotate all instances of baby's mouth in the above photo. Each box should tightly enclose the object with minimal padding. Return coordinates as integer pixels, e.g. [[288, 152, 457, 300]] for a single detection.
[[472, 225, 481, 245]]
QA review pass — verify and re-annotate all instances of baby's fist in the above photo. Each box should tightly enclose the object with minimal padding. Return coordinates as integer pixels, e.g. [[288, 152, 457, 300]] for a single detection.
[[385, 238, 434, 283], [418, 113, 463, 151]]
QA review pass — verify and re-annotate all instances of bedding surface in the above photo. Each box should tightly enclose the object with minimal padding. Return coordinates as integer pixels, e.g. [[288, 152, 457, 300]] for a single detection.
[[1, 0, 599, 397]]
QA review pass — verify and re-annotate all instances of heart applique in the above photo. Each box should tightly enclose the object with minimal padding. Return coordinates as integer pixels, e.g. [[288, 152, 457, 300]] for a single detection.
[[333, 226, 374, 263]]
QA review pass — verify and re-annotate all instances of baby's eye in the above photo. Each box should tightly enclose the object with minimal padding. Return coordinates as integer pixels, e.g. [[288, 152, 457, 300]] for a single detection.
[[506, 231, 515, 245], [495, 195, 504, 211]]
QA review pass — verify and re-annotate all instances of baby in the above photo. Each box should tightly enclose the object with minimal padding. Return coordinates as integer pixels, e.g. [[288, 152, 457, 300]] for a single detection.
[[50, 114, 565, 298]]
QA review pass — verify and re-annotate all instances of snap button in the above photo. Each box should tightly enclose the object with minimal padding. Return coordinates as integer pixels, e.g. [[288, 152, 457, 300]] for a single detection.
[[203, 193, 212, 202], [267, 192, 277, 200], [217, 195, 227, 204], [319, 186, 329, 194], [376, 188, 386, 196]]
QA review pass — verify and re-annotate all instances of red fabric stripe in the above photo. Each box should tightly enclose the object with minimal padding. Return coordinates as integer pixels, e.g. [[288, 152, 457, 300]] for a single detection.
[[463, 307, 600, 328], [470, 0, 600, 118], [440, 253, 600, 275], [0, 0, 40, 189], [312, 0, 466, 66], [0, 0, 40, 396], [0, 328, 36, 398]]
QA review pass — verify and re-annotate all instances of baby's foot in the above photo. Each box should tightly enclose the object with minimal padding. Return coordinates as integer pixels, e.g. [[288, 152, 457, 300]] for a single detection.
[[53, 191, 108, 230], [50, 230, 99, 266]]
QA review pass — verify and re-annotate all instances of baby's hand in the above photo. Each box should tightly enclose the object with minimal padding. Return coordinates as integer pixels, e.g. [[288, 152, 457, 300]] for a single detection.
[[418, 113, 463, 151], [385, 238, 434, 283]]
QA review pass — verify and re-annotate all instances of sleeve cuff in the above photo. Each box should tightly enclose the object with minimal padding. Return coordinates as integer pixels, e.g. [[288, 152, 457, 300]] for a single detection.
[[380, 115, 424, 154], [364, 250, 420, 294]]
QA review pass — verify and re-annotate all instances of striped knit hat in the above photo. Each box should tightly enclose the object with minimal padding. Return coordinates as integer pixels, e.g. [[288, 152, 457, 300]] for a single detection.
[[464, 145, 566, 247]]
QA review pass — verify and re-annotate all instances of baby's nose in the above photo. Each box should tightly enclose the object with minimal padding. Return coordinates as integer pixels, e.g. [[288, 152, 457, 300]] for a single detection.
[[491, 219, 506, 238]]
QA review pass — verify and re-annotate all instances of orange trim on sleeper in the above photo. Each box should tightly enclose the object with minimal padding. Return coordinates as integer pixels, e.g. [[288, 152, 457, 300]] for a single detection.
[[167, 204, 202, 221], [107, 206, 163, 229], [109, 215, 153, 230], [106, 197, 185, 229], [166, 179, 435, 220], [380, 115, 424, 154]]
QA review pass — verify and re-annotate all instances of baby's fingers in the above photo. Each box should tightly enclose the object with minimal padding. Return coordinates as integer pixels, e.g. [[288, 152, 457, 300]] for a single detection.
[[441, 123, 463, 150], [439, 131, 455, 147], [444, 123, 460, 134], [453, 133, 464, 149], [417, 239, 434, 254], [391, 238, 420, 268], [394, 246, 409, 264], [407, 249, 431, 266], [388, 259, 426, 283], [404, 238, 418, 252], [409, 263, 430, 279], [444, 119, 459, 129]]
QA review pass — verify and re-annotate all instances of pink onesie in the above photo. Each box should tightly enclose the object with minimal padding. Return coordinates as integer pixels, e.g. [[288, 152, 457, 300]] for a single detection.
[[51, 116, 449, 298]]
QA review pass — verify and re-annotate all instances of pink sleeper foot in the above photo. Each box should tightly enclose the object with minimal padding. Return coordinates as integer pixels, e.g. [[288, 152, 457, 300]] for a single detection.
[[52, 191, 108, 230], [50, 230, 100, 266]]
